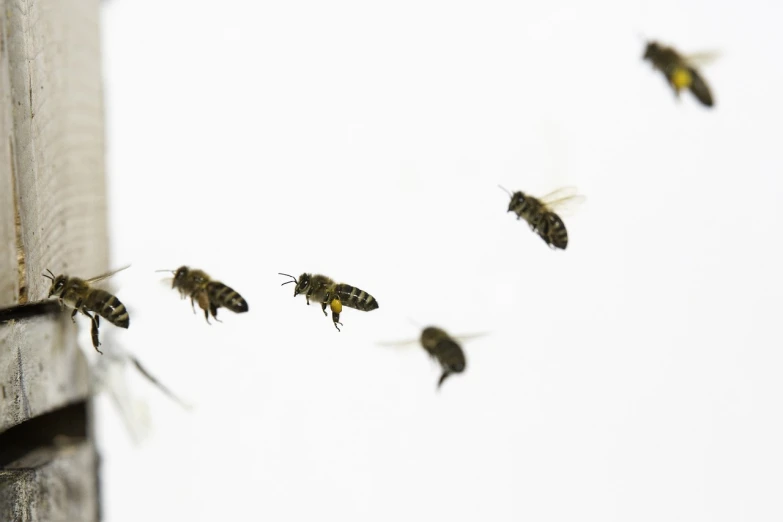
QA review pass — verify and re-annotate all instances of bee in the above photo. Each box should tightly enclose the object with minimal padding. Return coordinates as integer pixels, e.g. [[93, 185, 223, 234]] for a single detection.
[[643, 41, 716, 107], [500, 185, 584, 250], [43, 265, 131, 354], [279, 272, 379, 331], [158, 266, 248, 323], [420, 327, 467, 389], [379, 325, 486, 389]]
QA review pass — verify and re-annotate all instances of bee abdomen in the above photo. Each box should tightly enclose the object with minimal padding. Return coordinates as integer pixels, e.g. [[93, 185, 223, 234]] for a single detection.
[[85, 289, 129, 328], [687, 68, 714, 107], [428, 338, 466, 388], [428, 338, 466, 373], [334, 284, 379, 311], [542, 212, 568, 250], [206, 282, 249, 313]]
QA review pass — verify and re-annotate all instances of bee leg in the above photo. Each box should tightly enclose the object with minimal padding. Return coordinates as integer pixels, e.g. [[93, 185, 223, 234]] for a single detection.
[[209, 303, 222, 323], [330, 297, 342, 331], [437, 371, 451, 389], [190, 296, 197, 314], [85, 311, 103, 355], [197, 292, 212, 324], [71, 299, 83, 323], [321, 301, 328, 317]]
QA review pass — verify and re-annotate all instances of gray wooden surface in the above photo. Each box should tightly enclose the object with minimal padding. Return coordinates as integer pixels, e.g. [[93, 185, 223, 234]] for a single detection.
[[0, 0, 107, 519]]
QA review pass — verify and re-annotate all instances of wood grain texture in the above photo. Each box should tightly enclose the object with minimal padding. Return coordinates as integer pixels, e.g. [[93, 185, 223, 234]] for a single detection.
[[0, 0, 106, 519], [0, 0, 107, 429], [0, 441, 99, 522]]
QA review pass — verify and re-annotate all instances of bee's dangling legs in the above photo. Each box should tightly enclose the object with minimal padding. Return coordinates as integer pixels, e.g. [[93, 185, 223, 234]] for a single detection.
[[71, 299, 82, 323], [209, 303, 222, 323], [197, 292, 212, 324], [437, 371, 451, 389], [330, 297, 343, 332], [84, 311, 103, 354]]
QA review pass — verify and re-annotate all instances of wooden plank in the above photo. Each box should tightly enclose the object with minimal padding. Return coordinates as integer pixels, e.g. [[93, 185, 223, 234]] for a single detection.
[[0, 0, 106, 519], [0, 0, 107, 430], [0, 441, 99, 522]]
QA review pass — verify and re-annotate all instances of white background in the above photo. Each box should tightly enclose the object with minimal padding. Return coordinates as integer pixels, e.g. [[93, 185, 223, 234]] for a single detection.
[[95, 0, 783, 521]]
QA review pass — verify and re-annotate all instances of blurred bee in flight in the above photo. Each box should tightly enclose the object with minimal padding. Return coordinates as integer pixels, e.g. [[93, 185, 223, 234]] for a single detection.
[[279, 272, 379, 331], [43, 265, 131, 354], [500, 186, 585, 250], [379, 325, 486, 389], [643, 40, 717, 107], [158, 266, 249, 323]]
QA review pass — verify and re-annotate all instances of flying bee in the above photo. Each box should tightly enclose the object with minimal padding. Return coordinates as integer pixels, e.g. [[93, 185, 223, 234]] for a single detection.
[[279, 272, 379, 331], [500, 185, 584, 250], [158, 266, 248, 323], [43, 265, 131, 354], [643, 41, 717, 107], [379, 325, 486, 389]]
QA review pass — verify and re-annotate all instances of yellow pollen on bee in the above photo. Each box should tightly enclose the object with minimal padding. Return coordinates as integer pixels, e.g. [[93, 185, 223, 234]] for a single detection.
[[330, 298, 342, 314], [671, 68, 692, 90]]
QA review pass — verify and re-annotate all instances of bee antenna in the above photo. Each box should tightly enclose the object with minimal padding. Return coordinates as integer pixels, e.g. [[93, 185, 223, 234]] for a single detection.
[[154, 269, 176, 273], [42, 269, 54, 281], [406, 317, 423, 329], [278, 273, 298, 286], [498, 185, 513, 197]]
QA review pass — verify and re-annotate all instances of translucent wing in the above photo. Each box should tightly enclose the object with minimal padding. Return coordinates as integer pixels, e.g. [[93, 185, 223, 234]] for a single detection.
[[85, 264, 131, 284], [684, 50, 721, 67], [377, 338, 419, 348], [538, 186, 579, 204], [538, 187, 586, 214], [129, 356, 192, 410], [377, 332, 488, 348], [91, 350, 152, 445], [451, 332, 489, 343]]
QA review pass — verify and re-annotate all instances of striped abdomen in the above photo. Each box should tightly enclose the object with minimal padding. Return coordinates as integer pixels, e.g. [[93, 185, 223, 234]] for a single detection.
[[538, 211, 568, 250], [84, 288, 130, 328], [421, 327, 466, 388], [685, 67, 713, 107], [334, 283, 379, 312], [511, 197, 569, 250], [206, 281, 248, 313]]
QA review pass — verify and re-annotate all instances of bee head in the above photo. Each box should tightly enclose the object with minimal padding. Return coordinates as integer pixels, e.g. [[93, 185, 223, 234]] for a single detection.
[[293, 273, 311, 296], [279, 272, 307, 296], [643, 42, 660, 60], [43, 270, 67, 298], [172, 266, 190, 289], [508, 191, 525, 212], [420, 326, 444, 347], [499, 185, 523, 212]]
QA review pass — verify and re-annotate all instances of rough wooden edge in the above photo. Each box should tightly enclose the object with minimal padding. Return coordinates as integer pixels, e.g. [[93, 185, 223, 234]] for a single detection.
[[1, 0, 107, 520]]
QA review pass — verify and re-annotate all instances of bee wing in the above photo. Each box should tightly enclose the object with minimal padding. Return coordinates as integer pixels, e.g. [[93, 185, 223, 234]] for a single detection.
[[451, 332, 489, 343], [378, 332, 488, 348], [129, 356, 192, 411], [684, 50, 721, 67], [91, 352, 152, 445], [538, 187, 586, 215], [84, 264, 131, 284], [538, 186, 579, 203], [377, 338, 420, 348]]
